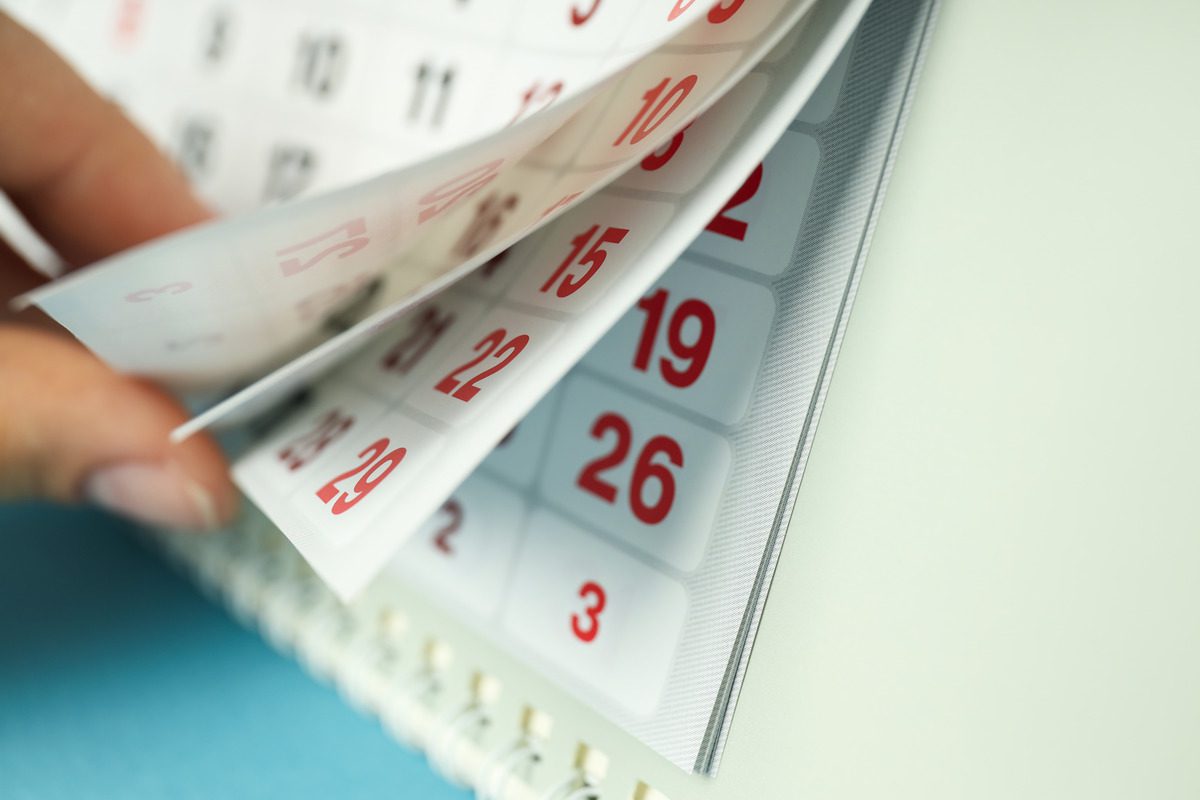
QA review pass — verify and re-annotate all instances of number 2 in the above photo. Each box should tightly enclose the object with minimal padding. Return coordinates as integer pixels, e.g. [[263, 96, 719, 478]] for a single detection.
[[314, 437, 407, 515], [570, 581, 607, 643], [432, 499, 463, 555], [706, 163, 762, 241]]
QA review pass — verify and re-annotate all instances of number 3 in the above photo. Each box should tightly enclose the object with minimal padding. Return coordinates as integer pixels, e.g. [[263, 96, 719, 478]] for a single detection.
[[571, 581, 607, 643]]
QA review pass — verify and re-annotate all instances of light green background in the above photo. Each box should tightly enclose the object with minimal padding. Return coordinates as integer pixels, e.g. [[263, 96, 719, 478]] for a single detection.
[[697, 1, 1200, 797]]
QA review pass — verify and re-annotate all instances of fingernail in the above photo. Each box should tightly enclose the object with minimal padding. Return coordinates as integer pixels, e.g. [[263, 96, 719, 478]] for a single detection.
[[84, 461, 221, 531]]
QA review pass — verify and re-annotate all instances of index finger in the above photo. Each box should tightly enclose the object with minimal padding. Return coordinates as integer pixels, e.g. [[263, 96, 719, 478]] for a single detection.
[[0, 12, 210, 268]]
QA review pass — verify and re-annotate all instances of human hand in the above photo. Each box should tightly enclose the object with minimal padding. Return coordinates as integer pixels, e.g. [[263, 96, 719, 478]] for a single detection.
[[0, 13, 237, 530]]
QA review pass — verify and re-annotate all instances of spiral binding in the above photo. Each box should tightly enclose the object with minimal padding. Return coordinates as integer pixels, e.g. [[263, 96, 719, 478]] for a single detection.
[[146, 520, 666, 800]]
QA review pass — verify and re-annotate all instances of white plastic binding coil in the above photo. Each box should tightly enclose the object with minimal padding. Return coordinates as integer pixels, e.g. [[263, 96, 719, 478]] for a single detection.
[[380, 669, 439, 749], [476, 739, 540, 800], [537, 774, 600, 800], [428, 704, 489, 787]]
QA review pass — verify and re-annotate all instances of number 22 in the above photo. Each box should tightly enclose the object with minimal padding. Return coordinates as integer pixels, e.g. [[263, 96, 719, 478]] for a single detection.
[[434, 328, 529, 402]]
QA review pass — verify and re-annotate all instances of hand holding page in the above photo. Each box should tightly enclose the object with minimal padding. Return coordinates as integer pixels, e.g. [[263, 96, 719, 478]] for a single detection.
[[2, 0, 936, 781]]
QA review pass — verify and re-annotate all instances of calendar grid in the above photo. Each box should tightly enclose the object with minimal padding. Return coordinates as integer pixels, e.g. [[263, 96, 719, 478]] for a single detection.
[[0, 0, 937, 778]]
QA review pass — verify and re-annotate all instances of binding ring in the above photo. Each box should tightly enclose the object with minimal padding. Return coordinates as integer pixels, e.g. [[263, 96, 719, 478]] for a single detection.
[[537, 774, 600, 800], [429, 704, 488, 787], [478, 740, 540, 800], [381, 669, 439, 748]]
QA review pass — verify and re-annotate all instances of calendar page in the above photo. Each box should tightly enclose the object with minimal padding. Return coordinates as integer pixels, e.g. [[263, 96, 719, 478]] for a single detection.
[[231, 0, 868, 597], [3, 0, 936, 777], [10, 0, 833, 430], [239, 0, 936, 773]]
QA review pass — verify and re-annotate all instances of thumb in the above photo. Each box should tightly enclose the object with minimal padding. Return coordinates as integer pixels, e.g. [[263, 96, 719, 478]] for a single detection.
[[0, 324, 237, 529]]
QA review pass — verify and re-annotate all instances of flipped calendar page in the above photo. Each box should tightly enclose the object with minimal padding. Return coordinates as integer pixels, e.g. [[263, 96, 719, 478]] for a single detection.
[[230, 0, 869, 598], [248, 0, 937, 774], [10, 0, 827, 417]]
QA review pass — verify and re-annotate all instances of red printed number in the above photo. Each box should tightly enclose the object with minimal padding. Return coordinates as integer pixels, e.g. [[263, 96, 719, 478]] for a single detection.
[[314, 438, 407, 515], [706, 163, 762, 241], [570, 581, 607, 643], [668, 0, 744, 22], [570, 0, 600, 26], [278, 409, 354, 471], [539, 225, 628, 298], [434, 328, 529, 402], [432, 499, 463, 555], [275, 218, 370, 278], [633, 289, 716, 388], [640, 122, 692, 172], [577, 412, 683, 525], [613, 75, 697, 148]]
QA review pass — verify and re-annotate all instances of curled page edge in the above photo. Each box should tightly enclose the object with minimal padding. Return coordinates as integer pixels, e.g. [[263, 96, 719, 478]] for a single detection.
[[171, 0, 826, 441], [235, 0, 871, 601], [16, 0, 778, 356]]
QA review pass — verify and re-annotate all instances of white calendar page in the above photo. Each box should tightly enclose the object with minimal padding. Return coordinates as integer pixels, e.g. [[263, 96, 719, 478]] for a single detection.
[[10, 0, 830, 423], [236, 0, 933, 773], [231, 1, 867, 598], [0, 0, 935, 776]]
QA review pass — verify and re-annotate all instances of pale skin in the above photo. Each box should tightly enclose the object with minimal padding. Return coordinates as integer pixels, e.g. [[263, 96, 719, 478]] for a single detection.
[[0, 13, 238, 529]]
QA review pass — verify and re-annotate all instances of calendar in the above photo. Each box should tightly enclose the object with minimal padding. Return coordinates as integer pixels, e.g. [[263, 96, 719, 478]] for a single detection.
[[3, 0, 937, 781]]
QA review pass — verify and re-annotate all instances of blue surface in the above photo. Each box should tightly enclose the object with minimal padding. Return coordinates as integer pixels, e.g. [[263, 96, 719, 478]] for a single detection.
[[0, 503, 471, 800]]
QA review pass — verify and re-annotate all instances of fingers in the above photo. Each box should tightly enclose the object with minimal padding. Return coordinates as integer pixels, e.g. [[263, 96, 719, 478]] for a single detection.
[[0, 12, 210, 267], [0, 17, 232, 529], [0, 321, 237, 529]]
